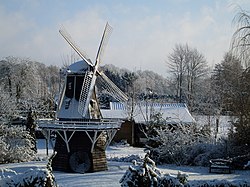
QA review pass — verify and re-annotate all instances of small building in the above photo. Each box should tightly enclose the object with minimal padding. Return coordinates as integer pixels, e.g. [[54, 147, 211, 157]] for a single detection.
[[101, 102, 195, 146]]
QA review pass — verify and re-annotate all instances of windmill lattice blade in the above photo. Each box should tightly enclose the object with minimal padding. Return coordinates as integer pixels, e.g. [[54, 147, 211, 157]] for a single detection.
[[95, 22, 113, 67], [78, 72, 93, 117], [59, 26, 93, 67], [99, 73, 128, 103], [78, 23, 113, 118]]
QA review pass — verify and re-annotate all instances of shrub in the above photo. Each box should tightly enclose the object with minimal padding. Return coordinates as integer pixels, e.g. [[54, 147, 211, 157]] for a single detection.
[[120, 150, 186, 187], [0, 124, 36, 163], [0, 152, 57, 187], [120, 151, 250, 187]]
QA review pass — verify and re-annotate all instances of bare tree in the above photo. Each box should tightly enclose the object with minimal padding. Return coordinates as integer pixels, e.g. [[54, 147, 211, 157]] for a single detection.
[[186, 48, 209, 110], [167, 44, 209, 110], [122, 71, 138, 120], [231, 7, 250, 68], [61, 51, 80, 68], [167, 44, 187, 103]]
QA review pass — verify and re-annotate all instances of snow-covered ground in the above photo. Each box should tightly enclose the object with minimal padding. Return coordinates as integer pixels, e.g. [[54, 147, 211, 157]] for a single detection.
[[194, 115, 236, 138], [0, 139, 250, 187]]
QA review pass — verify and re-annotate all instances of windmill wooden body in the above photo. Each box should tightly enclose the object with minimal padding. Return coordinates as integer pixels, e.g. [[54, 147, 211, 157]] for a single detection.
[[38, 23, 128, 173]]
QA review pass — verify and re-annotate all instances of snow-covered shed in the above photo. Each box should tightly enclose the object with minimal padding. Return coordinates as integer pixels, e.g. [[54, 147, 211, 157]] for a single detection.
[[101, 102, 195, 124], [101, 102, 195, 145]]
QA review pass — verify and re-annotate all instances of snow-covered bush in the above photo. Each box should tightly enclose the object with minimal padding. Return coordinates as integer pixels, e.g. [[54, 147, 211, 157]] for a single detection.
[[0, 168, 55, 187], [111, 139, 130, 147], [0, 124, 36, 164], [184, 142, 227, 166], [0, 153, 57, 187], [228, 118, 250, 156], [146, 123, 208, 165], [144, 112, 228, 166], [120, 150, 186, 187], [108, 154, 143, 163], [120, 151, 250, 187]]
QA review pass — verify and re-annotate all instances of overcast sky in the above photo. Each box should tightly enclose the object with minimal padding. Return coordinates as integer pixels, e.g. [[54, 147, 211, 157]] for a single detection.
[[1, 0, 250, 76]]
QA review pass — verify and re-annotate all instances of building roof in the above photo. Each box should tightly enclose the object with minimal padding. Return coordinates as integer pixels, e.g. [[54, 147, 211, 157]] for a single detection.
[[101, 102, 195, 124], [65, 60, 90, 73]]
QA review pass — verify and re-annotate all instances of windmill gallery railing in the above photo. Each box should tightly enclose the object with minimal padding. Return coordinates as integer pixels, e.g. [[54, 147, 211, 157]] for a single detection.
[[38, 119, 122, 130], [37, 119, 122, 154]]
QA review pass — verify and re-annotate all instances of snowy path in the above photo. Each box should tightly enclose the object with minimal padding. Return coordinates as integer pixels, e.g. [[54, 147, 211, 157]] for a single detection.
[[54, 162, 129, 187], [54, 162, 250, 186]]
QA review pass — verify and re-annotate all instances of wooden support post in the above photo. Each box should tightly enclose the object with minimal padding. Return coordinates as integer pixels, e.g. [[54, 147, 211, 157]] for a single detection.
[[85, 131, 103, 153], [63, 131, 70, 153], [105, 129, 117, 149], [56, 130, 76, 153], [46, 130, 50, 156], [41, 129, 50, 156]]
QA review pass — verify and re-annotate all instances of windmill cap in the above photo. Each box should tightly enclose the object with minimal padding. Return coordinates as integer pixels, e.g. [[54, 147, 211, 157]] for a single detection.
[[67, 60, 90, 73]]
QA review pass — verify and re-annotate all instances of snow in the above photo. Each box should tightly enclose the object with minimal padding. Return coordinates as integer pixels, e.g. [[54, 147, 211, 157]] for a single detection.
[[67, 60, 89, 73], [0, 139, 250, 186], [102, 102, 195, 124]]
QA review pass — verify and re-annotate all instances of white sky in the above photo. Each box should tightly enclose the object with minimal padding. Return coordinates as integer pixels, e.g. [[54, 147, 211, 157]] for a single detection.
[[1, 0, 250, 76]]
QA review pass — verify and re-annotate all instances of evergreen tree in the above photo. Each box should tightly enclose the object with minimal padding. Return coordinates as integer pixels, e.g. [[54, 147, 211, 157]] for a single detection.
[[26, 108, 37, 152]]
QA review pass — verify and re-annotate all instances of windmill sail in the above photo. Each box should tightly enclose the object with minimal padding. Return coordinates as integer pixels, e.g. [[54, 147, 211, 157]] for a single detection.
[[78, 23, 113, 118], [59, 26, 93, 67], [95, 23, 113, 67], [98, 73, 128, 103], [78, 72, 93, 117]]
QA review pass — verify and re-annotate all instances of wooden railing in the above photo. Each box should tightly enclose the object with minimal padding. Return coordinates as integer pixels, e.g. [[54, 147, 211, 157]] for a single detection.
[[37, 119, 122, 130]]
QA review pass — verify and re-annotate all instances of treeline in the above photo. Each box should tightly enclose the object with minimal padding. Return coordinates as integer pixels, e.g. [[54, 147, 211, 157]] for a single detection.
[[1, 53, 249, 118], [0, 56, 173, 118], [101, 64, 171, 99], [0, 56, 59, 119]]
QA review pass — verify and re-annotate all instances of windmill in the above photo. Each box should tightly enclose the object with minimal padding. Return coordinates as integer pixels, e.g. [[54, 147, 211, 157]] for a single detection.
[[58, 22, 128, 119], [38, 22, 128, 173]]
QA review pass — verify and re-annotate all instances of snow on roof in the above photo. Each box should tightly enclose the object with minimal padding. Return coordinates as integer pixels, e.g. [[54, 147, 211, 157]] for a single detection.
[[101, 108, 128, 119], [102, 102, 195, 124], [67, 60, 90, 73]]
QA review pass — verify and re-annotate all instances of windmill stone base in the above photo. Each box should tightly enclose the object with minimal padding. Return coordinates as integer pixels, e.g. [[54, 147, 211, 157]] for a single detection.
[[52, 131, 108, 173]]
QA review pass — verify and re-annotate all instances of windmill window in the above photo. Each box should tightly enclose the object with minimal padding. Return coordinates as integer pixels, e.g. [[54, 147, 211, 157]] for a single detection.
[[65, 98, 71, 109], [65, 76, 74, 98], [68, 82, 72, 90]]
